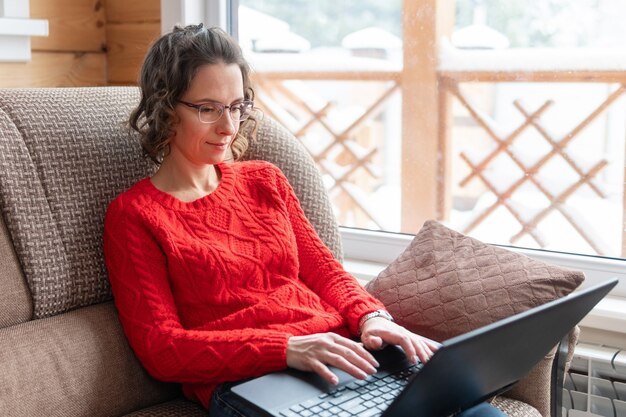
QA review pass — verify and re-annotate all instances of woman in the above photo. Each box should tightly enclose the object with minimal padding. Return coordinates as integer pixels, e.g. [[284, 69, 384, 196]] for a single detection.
[[104, 24, 506, 417]]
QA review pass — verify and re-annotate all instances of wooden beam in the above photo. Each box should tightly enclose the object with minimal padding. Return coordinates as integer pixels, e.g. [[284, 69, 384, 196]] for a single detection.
[[106, 0, 160, 23], [257, 71, 401, 82], [106, 22, 160, 84], [0, 52, 106, 87], [30, 0, 106, 53], [440, 70, 626, 83], [401, 0, 455, 233], [437, 76, 454, 221]]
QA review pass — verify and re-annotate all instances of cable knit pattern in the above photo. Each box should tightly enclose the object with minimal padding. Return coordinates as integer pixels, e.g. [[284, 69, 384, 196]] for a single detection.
[[103, 160, 384, 409]]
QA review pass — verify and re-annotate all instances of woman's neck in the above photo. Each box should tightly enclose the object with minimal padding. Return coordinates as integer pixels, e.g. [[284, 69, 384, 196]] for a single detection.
[[151, 157, 221, 202]]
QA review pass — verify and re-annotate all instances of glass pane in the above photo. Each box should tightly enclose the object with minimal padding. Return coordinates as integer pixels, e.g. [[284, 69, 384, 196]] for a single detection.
[[238, 0, 626, 260]]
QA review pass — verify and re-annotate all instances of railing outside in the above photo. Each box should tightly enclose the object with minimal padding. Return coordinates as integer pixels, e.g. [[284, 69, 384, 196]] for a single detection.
[[250, 53, 626, 259], [439, 71, 625, 257], [252, 66, 401, 229], [246, 0, 626, 259]]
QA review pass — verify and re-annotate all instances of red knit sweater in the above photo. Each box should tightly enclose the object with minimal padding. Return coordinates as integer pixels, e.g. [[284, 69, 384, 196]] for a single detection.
[[103, 160, 384, 408]]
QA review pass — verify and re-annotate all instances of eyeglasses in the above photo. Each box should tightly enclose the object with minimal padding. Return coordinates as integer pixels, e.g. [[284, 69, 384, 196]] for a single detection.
[[178, 99, 254, 124]]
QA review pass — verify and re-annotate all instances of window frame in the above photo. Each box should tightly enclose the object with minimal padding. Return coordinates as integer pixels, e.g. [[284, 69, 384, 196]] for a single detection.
[[160, 0, 237, 35], [0, 0, 48, 62]]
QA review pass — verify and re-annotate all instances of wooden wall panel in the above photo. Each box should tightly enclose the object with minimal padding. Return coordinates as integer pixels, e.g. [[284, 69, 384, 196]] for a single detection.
[[106, 0, 160, 23], [30, 0, 106, 53], [2, 0, 159, 87], [106, 23, 160, 84], [105, 0, 160, 85], [0, 52, 106, 87]]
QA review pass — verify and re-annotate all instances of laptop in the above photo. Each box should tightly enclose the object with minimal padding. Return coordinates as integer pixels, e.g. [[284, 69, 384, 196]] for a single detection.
[[231, 278, 618, 417]]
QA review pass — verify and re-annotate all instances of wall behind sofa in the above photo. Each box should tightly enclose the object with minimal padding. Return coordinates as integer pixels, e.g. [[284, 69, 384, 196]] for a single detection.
[[0, 0, 160, 88]]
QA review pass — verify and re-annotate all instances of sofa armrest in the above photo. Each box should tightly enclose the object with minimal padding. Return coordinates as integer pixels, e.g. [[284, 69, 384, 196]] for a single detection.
[[551, 326, 579, 417], [503, 326, 579, 417]]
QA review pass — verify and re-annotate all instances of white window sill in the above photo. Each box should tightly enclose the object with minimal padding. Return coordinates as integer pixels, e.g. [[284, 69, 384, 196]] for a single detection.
[[340, 227, 626, 336], [0, 17, 48, 36], [0, 11, 48, 62]]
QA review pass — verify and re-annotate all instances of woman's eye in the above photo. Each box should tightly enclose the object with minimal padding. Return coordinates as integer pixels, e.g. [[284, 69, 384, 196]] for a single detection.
[[199, 105, 218, 113]]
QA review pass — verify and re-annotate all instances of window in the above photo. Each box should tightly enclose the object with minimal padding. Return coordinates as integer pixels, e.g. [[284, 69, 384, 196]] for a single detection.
[[231, 1, 626, 313], [0, 0, 48, 61]]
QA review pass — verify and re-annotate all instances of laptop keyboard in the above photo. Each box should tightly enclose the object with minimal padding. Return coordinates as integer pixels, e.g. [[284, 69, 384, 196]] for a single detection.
[[279, 363, 422, 417]]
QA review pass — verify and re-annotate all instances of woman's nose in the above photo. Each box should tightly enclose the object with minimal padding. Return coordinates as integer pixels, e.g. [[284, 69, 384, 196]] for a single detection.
[[216, 110, 236, 135]]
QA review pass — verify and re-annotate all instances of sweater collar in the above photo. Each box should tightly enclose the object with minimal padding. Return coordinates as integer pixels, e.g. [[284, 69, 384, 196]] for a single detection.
[[141, 162, 234, 211]]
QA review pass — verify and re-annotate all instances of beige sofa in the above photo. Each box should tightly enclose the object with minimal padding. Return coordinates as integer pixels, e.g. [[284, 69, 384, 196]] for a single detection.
[[0, 87, 573, 416]]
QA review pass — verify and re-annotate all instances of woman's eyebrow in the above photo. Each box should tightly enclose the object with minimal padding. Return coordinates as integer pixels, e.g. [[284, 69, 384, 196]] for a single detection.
[[195, 97, 246, 104]]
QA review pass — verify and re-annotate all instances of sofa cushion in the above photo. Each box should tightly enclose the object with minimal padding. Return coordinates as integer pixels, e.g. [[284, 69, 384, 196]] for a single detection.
[[0, 87, 154, 318], [0, 302, 178, 417], [365, 220, 585, 342], [0, 212, 32, 327]]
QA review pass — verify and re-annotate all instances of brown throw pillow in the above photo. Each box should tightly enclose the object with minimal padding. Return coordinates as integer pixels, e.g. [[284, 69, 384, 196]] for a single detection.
[[365, 220, 585, 342]]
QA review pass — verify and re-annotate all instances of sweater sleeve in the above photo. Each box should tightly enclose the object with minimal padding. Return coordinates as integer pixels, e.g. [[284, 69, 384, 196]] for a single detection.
[[103, 195, 290, 384], [271, 166, 386, 335]]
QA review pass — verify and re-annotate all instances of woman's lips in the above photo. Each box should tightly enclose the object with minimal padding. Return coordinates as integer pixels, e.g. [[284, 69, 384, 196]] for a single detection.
[[205, 141, 229, 149]]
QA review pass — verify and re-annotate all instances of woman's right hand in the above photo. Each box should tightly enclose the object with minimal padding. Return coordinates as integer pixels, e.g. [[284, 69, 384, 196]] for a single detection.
[[286, 333, 379, 385]]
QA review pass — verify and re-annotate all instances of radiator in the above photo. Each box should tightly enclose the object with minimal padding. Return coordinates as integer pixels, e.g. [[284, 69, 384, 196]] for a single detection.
[[564, 342, 626, 417]]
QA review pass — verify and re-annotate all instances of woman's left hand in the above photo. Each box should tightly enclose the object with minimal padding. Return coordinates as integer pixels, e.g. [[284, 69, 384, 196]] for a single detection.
[[359, 317, 440, 365]]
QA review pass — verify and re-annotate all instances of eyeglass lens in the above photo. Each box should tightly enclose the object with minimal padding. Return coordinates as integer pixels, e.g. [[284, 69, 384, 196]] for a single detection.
[[198, 102, 253, 123]]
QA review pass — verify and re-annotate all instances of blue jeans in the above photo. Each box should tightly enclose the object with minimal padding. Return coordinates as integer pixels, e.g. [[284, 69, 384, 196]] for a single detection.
[[209, 382, 263, 417], [209, 383, 508, 417]]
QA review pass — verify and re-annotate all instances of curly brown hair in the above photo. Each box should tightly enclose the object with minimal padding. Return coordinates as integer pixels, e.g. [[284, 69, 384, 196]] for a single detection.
[[129, 24, 256, 164]]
